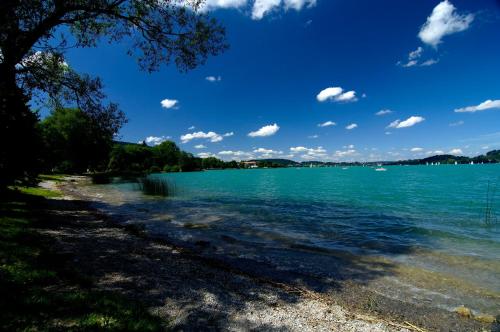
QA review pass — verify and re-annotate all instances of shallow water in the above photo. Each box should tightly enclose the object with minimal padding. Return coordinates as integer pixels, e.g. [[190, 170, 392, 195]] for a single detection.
[[82, 165, 500, 315]]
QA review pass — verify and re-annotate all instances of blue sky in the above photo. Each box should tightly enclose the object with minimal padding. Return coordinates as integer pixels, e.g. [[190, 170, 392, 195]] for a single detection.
[[63, 0, 500, 161]]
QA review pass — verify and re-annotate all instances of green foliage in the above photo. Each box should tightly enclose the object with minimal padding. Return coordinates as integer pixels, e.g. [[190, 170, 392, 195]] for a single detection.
[[0, 190, 164, 331], [163, 165, 181, 173], [38, 174, 68, 182], [202, 157, 226, 169], [149, 165, 162, 174], [11, 186, 62, 198], [108, 144, 154, 173], [152, 141, 181, 168], [39, 108, 115, 173], [0, 0, 227, 187], [108, 140, 238, 174]]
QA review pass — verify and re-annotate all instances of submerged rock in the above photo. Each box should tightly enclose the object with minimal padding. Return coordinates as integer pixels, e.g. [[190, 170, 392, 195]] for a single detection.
[[455, 306, 472, 318], [474, 314, 496, 324]]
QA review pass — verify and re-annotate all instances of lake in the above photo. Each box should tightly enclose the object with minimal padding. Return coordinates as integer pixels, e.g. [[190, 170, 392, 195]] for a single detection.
[[83, 165, 500, 316]]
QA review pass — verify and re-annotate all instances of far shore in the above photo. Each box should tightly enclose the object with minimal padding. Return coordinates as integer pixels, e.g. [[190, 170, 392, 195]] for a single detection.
[[24, 176, 497, 331]]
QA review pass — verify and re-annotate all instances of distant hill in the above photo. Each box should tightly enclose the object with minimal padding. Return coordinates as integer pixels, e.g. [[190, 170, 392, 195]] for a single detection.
[[250, 158, 299, 166], [244, 150, 500, 167]]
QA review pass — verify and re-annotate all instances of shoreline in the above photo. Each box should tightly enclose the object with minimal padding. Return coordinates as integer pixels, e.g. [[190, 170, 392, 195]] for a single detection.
[[42, 176, 494, 331]]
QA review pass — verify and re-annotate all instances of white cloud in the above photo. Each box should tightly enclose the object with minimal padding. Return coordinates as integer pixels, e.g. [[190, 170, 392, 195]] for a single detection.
[[283, 0, 316, 11], [345, 123, 358, 130], [316, 86, 357, 103], [161, 98, 179, 109], [454, 100, 500, 113], [251, 0, 316, 20], [420, 58, 439, 66], [376, 109, 392, 116], [411, 147, 424, 152], [400, 60, 418, 68], [289, 146, 327, 159], [448, 148, 463, 155], [308, 134, 319, 139], [253, 148, 283, 158], [387, 116, 425, 129], [318, 121, 336, 127], [198, 152, 216, 158], [336, 91, 357, 102], [434, 150, 445, 154], [141, 136, 171, 146], [218, 150, 253, 160], [201, 0, 247, 11], [223, 132, 234, 137], [409, 46, 423, 60], [252, 0, 281, 19], [290, 146, 308, 153], [253, 148, 279, 154], [180, 131, 224, 143], [334, 149, 358, 158], [194, 144, 207, 149], [418, 0, 474, 47], [344, 144, 355, 149], [218, 150, 248, 156], [317, 87, 342, 102], [206, 75, 222, 82], [188, 126, 196, 130], [398, 47, 439, 68], [449, 120, 464, 127], [248, 123, 280, 137]]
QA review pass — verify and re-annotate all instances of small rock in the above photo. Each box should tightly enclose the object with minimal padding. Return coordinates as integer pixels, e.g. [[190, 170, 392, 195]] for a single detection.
[[455, 305, 472, 318], [474, 314, 496, 324]]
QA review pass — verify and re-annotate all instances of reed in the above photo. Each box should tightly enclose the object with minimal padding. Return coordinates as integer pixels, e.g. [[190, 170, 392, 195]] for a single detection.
[[137, 177, 172, 196], [483, 180, 498, 226]]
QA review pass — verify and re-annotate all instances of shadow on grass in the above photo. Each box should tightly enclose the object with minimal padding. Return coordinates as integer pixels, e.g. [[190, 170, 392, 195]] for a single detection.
[[0, 190, 164, 331]]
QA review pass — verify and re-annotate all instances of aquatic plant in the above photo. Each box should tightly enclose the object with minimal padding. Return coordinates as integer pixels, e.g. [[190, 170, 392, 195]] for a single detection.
[[138, 177, 172, 196], [483, 180, 498, 226]]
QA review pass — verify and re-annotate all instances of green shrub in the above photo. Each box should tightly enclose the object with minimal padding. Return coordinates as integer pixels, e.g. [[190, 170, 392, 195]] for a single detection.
[[149, 166, 161, 174], [163, 165, 180, 173]]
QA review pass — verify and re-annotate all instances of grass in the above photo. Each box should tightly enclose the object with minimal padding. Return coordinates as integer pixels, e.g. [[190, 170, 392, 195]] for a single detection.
[[38, 174, 69, 182], [0, 188, 165, 331], [12, 185, 63, 198]]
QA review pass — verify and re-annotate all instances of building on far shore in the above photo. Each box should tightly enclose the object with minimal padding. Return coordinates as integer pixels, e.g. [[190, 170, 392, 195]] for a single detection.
[[241, 161, 258, 168]]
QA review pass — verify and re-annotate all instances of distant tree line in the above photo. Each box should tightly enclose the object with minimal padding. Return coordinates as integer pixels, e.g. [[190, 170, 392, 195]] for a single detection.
[[36, 108, 238, 175]]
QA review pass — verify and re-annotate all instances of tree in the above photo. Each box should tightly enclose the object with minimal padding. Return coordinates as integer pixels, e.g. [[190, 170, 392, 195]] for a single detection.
[[0, 0, 227, 185], [152, 141, 181, 168], [39, 108, 114, 173], [108, 144, 153, 173]]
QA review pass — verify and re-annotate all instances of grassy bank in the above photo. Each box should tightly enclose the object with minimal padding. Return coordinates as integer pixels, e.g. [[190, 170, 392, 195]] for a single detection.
[[0, 184, 164, 331]]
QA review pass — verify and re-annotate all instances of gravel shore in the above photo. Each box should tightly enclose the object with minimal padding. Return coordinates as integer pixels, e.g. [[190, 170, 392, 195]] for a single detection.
[[37, 177, 492, 331]]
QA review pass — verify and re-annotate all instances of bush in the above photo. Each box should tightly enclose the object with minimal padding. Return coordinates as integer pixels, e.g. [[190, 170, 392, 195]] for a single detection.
[[149, 166, 161, 174], [163, 165, 180, 173]]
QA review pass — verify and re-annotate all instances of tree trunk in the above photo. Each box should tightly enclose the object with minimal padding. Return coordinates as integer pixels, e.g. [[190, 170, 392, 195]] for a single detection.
[[0, 63, 41, 187]]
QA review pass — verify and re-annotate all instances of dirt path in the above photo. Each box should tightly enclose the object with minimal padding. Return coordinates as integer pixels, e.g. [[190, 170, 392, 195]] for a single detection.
[[37, 178, 490, 331]]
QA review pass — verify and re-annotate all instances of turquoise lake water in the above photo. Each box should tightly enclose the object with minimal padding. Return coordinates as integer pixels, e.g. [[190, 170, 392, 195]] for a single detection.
[[86, 165, 500, 315]]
